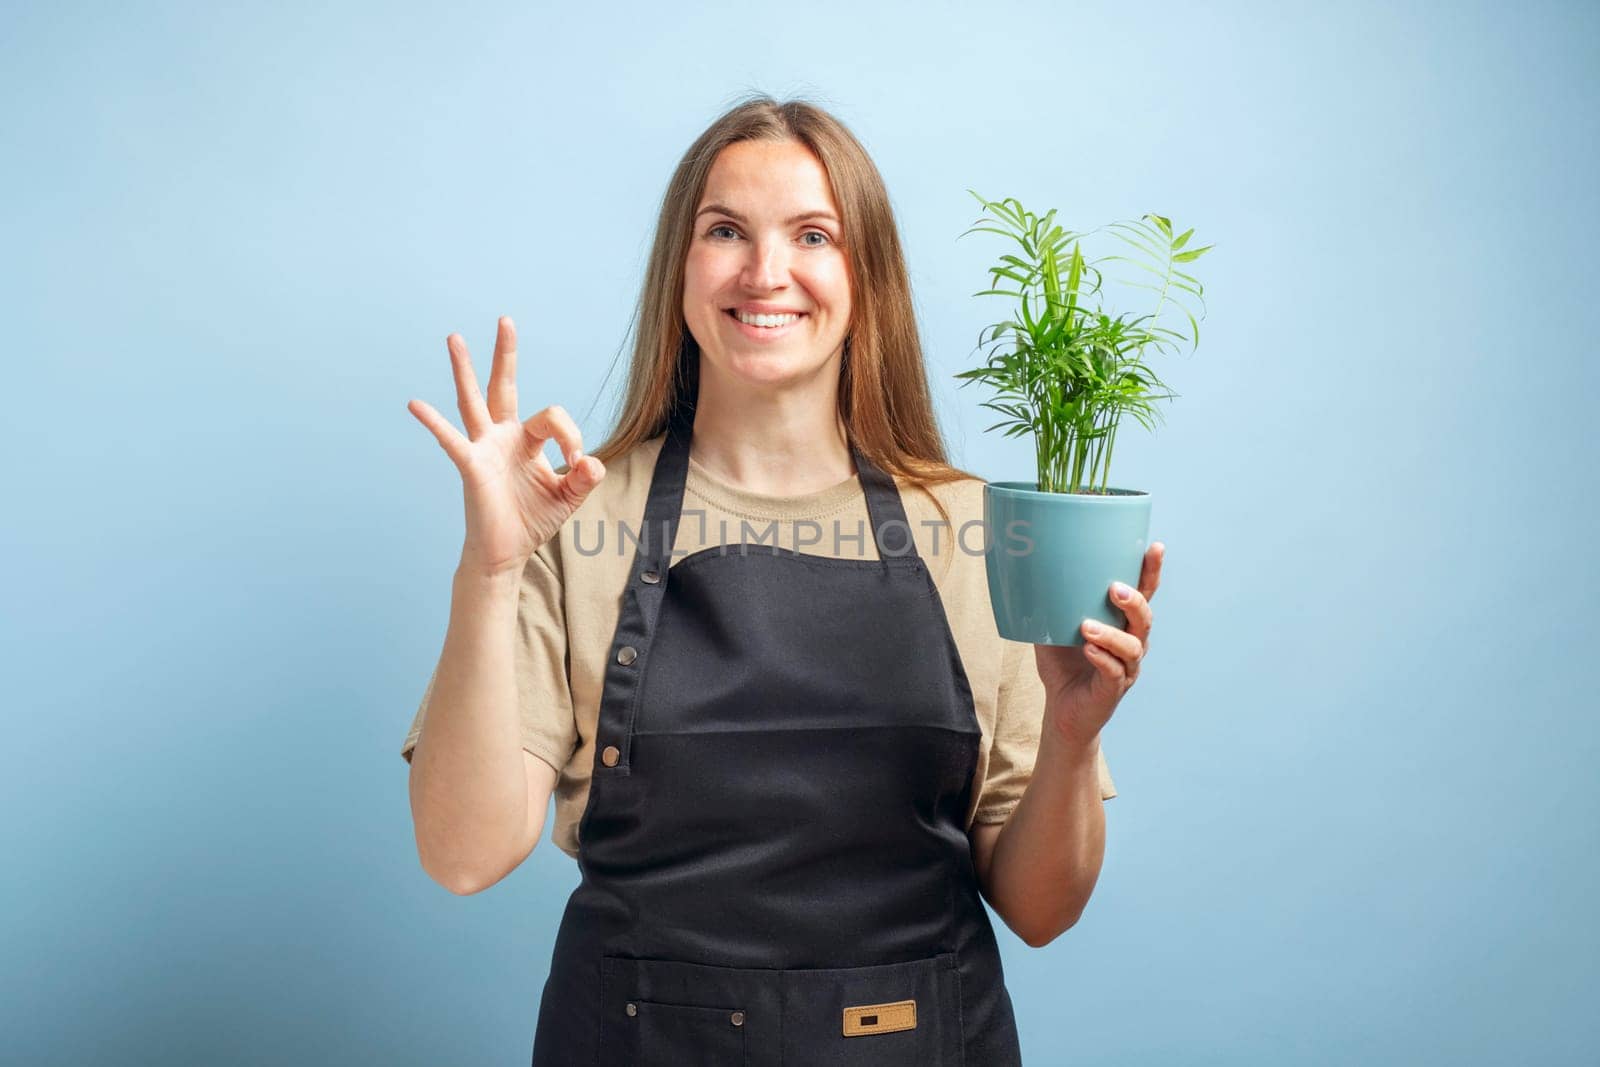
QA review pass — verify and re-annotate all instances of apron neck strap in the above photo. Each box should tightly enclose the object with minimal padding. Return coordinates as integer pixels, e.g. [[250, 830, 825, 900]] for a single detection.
[[852, 444, 916, 559]]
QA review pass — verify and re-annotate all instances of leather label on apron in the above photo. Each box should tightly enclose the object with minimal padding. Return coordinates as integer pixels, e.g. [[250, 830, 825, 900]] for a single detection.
[[842, 998, 917, 1036]]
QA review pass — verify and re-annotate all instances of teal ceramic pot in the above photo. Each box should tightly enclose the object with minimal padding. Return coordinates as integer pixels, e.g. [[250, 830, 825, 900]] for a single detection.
[[983, 481, 1153, 646]]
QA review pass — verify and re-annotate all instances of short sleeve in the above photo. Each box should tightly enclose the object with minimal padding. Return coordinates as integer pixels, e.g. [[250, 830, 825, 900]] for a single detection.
[[971, 639, 1118, 823], [399, 543, 579, 777]]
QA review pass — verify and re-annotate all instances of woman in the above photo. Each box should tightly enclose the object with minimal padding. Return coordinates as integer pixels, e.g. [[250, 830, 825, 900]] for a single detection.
[[401, 95, 1162, 1065]]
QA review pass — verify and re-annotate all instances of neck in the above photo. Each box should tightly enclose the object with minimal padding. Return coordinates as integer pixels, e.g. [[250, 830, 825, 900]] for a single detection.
[[688, 366, 853, 497]]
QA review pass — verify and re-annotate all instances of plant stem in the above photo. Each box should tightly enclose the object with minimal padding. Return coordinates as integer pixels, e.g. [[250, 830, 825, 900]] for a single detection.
[[1101, 420, 1119, 493]]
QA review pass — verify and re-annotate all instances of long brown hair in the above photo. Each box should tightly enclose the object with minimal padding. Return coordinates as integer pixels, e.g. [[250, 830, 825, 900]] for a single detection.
[[587, 93, 977, 534]]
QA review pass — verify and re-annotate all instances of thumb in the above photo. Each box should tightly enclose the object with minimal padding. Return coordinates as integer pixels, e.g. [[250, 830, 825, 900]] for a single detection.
[[557, 454, 606, 508]]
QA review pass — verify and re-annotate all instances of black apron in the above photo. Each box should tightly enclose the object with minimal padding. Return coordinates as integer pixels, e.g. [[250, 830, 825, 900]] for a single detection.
[[531, 407, 1024, 1065]]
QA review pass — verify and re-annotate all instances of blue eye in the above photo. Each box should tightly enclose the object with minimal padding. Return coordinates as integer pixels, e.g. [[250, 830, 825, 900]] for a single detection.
[[706, 224, 832, 247]]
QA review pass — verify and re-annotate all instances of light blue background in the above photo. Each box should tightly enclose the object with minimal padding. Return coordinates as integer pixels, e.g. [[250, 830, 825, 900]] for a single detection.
[[4, 1, 1595, 1063]]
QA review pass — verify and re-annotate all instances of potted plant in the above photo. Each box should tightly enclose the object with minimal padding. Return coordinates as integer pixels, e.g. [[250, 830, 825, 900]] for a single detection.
[[955, 190, 1212, 646]]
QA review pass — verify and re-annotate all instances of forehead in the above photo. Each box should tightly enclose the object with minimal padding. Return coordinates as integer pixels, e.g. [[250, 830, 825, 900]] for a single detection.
[[698, 139, 839, 216]]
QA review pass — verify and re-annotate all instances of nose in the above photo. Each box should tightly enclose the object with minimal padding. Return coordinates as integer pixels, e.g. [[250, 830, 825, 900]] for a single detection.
[[740, 234, 792, 292]]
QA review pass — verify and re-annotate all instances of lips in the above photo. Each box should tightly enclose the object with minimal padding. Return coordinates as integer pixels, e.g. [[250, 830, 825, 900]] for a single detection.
[[725, 308, 805, 321], [724, 308, 806, 340]]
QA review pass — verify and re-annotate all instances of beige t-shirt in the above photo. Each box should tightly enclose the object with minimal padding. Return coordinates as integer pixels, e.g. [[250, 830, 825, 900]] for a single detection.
[[401, 431, 1117, 859]]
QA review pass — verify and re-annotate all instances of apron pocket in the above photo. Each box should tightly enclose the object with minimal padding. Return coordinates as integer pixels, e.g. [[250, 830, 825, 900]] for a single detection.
[[780, 951, 963, 1066], [599, 951, 962, 1066], [628, 1000, 746, 1066], [600, 956, 754, 1066]]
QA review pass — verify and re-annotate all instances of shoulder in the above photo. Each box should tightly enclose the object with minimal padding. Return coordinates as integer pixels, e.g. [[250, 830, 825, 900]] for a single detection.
[[895, 469, 995, 617], [899, 470, 1011, 707], [895, 471, 988, 553]]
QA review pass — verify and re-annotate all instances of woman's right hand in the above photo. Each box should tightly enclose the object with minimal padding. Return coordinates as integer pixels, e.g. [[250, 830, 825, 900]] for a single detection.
[[407, 316, 606, 578]]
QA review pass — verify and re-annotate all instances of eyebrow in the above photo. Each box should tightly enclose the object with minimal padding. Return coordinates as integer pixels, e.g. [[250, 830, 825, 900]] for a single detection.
[[695, 204, 839, 226]]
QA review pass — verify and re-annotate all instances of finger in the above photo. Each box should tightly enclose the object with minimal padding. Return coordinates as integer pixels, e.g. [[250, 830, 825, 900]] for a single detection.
[[1082, 640, 1128, 682], [407, 397, 472, 470], [1140, 542, 1164, 601], [1137, 542, 1162, 652], [554, 453, 607, 508], [484, 316, 518, 424], [1082, 618, 1142, 668], [1110, 580, 1153, 648], [446, 333, 493, 440], [522, 404, 586, 468]]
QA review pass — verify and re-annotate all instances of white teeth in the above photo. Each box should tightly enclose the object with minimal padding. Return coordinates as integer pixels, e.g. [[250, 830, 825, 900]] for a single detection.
[[734, 310, 801, 328]]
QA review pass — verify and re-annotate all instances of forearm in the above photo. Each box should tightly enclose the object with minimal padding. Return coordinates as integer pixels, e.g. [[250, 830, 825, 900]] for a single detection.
[[983, 719, 1107, 947], [407, 562, 530, 892]]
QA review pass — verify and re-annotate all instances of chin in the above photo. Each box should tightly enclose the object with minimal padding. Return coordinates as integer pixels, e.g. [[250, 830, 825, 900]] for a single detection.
[[703, 350, 835, 390]]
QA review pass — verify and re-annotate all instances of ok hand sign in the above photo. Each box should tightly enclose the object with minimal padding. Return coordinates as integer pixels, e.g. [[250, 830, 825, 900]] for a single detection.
[[407, 317, 605, 579]]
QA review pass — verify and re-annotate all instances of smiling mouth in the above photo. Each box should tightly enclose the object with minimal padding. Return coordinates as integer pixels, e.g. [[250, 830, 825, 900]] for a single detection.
[[724, 309, 806, 326]]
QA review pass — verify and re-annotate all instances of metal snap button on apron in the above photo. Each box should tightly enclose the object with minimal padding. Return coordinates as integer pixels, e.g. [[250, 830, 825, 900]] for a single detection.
[[640, 569, 661, 584], [601, 745, 620, 767], [625, 1002, 637, 1017], [730, 1011, 744, 1027], [616, 645, 638, 665]]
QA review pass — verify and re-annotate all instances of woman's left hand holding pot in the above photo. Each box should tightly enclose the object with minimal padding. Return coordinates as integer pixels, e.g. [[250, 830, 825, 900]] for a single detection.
[[1035, 542, 1165, 747]]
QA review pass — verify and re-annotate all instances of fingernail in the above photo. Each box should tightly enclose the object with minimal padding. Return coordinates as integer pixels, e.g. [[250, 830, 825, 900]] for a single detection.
[[1113, 582, 1132, 601], [1083, 619, 1101, 635]]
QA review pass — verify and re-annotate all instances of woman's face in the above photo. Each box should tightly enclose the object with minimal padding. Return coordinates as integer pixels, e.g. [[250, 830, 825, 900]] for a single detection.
[[683, 139, 852, 393]]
